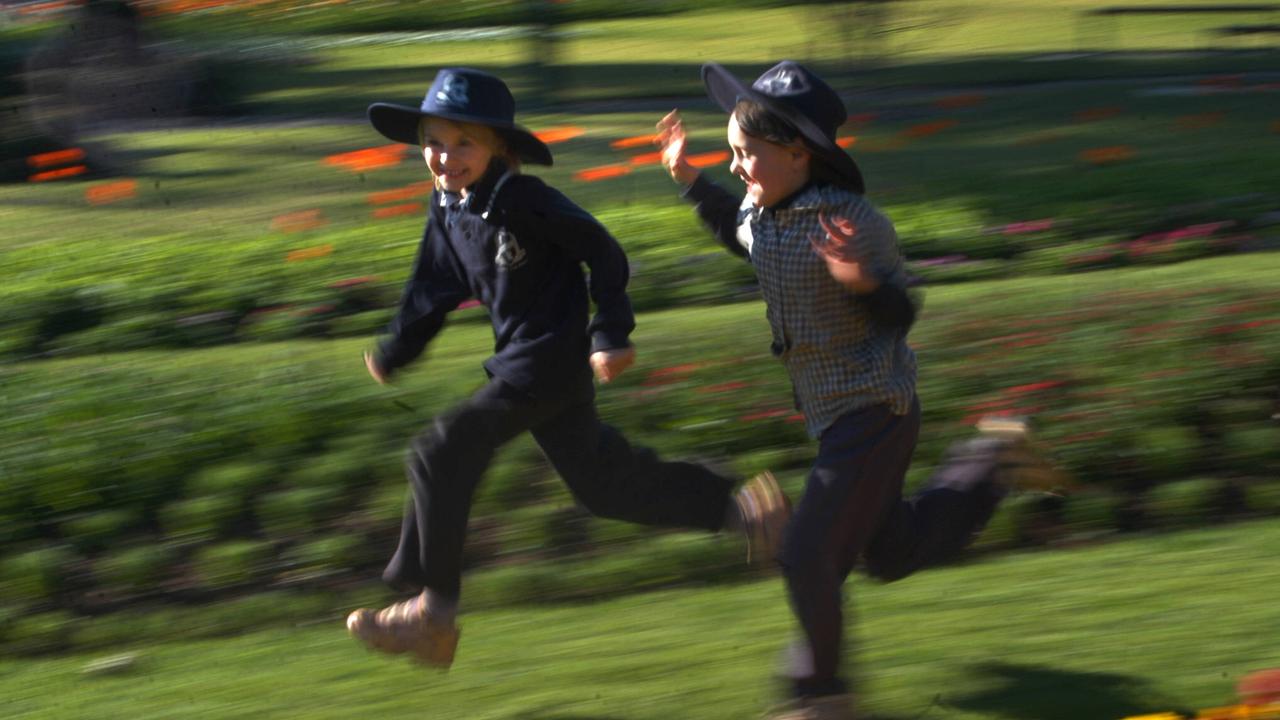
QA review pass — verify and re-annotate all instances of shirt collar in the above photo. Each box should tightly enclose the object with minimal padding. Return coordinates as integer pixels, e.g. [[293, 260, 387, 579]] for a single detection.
[[768, 181, 817, 212], [455, 159, 509, 214]]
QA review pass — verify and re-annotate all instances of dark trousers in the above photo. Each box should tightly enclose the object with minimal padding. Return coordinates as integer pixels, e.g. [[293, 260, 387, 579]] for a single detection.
[[382, 376, 737, 598], [780, 397, 1000, 698]]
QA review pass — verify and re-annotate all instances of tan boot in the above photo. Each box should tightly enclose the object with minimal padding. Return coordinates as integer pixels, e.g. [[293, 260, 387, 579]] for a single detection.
[[737, 471, 793, 567], [977, 416, 1075, 495], [346, 593, 460, 669]]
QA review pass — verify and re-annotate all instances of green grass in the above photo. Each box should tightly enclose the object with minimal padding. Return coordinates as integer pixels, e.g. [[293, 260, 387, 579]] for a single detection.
[[4, 518, 1279, 719], [4, 76, 1277, 252]]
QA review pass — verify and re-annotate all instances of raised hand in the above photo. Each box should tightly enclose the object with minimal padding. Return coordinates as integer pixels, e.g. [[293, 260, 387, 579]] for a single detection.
[[655, 110, 698, 186], [811, 211, 878, 293]]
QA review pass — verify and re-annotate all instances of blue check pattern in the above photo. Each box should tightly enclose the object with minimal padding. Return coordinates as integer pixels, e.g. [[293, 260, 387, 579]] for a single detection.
[[737, 185, 917, 438]]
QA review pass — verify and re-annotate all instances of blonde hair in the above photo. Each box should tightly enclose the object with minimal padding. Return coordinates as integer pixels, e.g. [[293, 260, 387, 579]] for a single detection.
[[417, 117, 520, 190]]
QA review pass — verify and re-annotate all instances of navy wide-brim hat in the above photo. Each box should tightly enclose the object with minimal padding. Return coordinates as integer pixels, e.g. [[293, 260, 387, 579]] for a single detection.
[[702, 61, 864, 195], [368, 67, 553, 166]]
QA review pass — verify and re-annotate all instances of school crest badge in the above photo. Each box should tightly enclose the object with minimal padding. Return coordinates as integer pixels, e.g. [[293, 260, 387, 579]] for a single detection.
[[435, 74, 469, 109], [495, 229, 527, 270]]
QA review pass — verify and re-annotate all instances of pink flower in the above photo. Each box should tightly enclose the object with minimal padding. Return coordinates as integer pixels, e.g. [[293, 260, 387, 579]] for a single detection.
[[1004, 381, 1065, 394], [739, 409, 791, 423], [330, 276, 380, 289], [1002, 219, 1054, 235]]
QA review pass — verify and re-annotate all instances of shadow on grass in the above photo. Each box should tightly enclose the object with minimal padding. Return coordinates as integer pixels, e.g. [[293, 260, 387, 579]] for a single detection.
[[941, 661, 1183, 720]]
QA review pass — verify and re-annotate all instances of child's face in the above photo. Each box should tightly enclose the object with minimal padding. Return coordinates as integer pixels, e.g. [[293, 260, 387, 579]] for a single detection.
[[420, 116, 499, 194], [726, 116, 811, 208]]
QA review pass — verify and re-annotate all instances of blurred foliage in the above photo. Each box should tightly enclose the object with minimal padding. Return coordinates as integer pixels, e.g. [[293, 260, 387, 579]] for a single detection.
[[1, 256, 1277, 656], [2, 0, 1280, 658]]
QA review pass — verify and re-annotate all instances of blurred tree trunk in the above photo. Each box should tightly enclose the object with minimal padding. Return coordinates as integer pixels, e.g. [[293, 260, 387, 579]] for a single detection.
[[807, 0, 898, 69], [524, 0, 563, 108]]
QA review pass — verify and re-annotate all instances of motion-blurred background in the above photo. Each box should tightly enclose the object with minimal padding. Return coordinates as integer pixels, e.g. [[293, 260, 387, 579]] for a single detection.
[[1, 2, 1278, 717]]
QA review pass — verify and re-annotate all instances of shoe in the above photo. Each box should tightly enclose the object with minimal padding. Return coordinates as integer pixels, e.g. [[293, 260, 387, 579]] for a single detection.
[[764, 694, 857, 720], [976, 416, 1074, 495], [346, 593, 460, 668], [737, 471, 792, 567]]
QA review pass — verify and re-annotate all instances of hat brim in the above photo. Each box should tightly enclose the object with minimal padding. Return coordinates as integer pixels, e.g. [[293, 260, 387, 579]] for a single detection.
[[702, 63, 864, 195], [367, 102, 553, 166]]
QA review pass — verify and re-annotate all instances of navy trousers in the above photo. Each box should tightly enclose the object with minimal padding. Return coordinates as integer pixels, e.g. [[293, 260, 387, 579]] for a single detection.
[[779, 397, 1001, 698], [382, 375, 737, 598]]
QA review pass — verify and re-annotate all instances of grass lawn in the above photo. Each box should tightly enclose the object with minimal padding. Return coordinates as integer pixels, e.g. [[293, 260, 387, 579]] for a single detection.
[[3, 518, 1278, 719], [4, 73, 1277, 255]]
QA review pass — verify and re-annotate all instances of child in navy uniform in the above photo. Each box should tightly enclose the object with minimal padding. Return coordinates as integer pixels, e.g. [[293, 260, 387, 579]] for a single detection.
[[657, 62, 1067, 719], [346, 68, 791, 669]]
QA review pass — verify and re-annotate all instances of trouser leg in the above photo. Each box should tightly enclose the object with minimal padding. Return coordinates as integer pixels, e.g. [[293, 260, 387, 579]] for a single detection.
[[779, 400, 920, 698], [531, 394, 736, 532], [382, 378, 550, 599]]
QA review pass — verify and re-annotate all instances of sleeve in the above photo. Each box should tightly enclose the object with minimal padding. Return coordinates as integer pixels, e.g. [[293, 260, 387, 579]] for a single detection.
[[680, 172, 749, 260], [375, 216, 470, 377], [521, 183, 636, 353], [835, 198, 919, 333]]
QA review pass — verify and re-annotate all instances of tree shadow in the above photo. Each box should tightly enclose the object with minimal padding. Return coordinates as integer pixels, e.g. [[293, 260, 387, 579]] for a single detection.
[[940, 661, 1185, 720]]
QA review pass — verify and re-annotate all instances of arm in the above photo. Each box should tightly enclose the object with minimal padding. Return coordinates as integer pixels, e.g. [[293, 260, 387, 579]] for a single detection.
[[525, 184, 636, 356], [813, 209, 918, 333], [372, 218, 469, 380], [656, 109, 748, 260], [682, 173, 749, 260]]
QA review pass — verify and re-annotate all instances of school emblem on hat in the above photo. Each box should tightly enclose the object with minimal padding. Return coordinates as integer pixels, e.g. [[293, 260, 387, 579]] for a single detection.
[[755, 67, 806, 96], [495, 228, 527, 270], [435, 74, 469, 109]]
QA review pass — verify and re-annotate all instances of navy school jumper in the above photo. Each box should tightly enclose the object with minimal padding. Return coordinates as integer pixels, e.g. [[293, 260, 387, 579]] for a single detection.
[[374, 161, 736, 598]]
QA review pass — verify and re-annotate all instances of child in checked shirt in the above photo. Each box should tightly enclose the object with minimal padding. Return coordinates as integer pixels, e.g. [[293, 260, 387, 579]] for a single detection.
[[657, 61, 1064, 720]]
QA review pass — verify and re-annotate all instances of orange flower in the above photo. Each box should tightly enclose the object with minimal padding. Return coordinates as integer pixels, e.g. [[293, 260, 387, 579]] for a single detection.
[[367, 181, 433, 205], [533, 126, 585, 144], [86, 179, 138, 205], [687, 150, 730, 168], [28, 165, 86, 182], [285, 243, 333, 262], [901, 119, 957, 139], [1079, 145, 1136, 165], [372, 202, 424, 219], [323, 145, 407, 173], [574, 164, 632, 182], [28, 147, 85, 168], [273, 210, 327, 233], [610, 134, 657, 150], [629, 151, 664, 166]]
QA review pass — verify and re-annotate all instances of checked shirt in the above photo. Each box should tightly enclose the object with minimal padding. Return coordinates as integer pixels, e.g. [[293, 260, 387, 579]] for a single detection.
[[683, 176, 916, 438]]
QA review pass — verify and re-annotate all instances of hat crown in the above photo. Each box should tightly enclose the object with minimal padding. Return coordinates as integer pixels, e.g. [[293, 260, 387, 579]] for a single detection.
[[750, 61, 845, 140], [421, 68, 515, 126]]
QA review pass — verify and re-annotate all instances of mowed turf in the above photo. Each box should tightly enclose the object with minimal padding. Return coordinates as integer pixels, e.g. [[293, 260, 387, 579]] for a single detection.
[[3, 518, 1278, 720], [4, 73, 1277, 257]]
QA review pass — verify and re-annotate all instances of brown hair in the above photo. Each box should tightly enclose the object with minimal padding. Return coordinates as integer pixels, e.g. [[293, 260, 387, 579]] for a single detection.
[[731, 99, 853, 192]]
